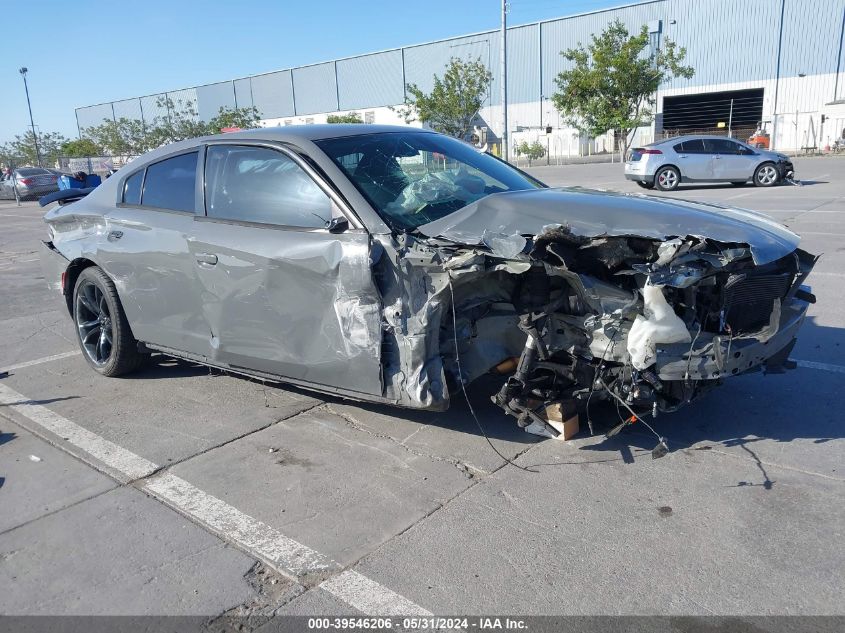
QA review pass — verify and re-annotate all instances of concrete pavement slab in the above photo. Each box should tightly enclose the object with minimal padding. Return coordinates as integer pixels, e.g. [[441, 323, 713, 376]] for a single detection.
[[619, 369, 844, 480], [0, 309, 76, 370], [353, 438, 845, 615], [0, 486, 260, 615], [271, 588, 357, 617], [168, 407, 473, 567], [328, 376, 541, 474], [0, 354, 321, 467], [0, 419, 116, 533]]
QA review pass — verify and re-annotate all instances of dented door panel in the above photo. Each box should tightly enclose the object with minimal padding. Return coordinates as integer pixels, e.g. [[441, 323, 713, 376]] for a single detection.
[[94, 207, 211, 355], [188, 220, 382, 396]]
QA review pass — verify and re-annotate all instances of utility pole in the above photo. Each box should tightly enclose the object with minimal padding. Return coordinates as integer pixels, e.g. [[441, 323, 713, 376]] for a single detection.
[[727, 98, 733, 137], [500, 0, 508, 162], [19, 67, 42, 167]]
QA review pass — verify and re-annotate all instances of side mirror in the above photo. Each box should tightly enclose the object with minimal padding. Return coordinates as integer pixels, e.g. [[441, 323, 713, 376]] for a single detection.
[[327, 216, 349, 233]]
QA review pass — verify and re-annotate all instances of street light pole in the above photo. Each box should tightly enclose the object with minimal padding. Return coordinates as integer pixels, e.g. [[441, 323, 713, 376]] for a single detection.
[[19, 67, 42, 167], [500, 0, 508, 162]]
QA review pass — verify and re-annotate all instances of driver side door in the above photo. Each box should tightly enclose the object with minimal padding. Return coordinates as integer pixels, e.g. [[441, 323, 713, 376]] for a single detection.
[[188, 142, 384, 397]]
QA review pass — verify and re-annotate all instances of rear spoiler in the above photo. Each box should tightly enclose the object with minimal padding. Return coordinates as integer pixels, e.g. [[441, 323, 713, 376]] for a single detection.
[[39, 187, 97, 207]]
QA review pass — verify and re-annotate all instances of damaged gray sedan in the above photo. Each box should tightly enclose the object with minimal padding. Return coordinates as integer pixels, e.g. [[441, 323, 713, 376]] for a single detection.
[[40, 125, 816, 439]]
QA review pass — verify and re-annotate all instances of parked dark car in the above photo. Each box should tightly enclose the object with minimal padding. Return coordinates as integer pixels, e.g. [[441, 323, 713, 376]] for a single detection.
[[0, 167, 59, 200], [39, 126, 816, 438]]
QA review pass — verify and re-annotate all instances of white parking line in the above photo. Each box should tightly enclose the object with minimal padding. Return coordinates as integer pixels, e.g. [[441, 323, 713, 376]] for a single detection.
[[0, 382, 433, 615], [320, 570, 432, 616], [0, 382, 158, 480], [1, 350, 80, 373], [794, 359, 845, 374], [146, 472, 337, 579], [808, 271, 845, 278]]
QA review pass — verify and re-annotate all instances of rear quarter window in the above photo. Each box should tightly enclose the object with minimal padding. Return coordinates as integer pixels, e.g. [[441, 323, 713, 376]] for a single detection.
[[140, 152, 198, 212], [122, 170, 143, 205]]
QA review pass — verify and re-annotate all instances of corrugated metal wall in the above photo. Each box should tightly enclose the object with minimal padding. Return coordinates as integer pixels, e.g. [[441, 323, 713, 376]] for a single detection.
[[337, 50, 405, 110], [76, 0, 845, 134], [540, 1, 663, 101]]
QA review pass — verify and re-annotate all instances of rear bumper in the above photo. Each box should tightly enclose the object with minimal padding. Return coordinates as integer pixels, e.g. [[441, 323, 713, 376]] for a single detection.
[[625, 173, 653, 182], [654, 291, 811, 380], [18, 185, 58, 198], [39, 240, 69, 293]]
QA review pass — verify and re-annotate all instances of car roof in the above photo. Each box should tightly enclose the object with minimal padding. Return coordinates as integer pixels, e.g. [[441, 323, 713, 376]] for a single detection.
[[124, 124, 438, 168], [647, 134, 748, 147], [215, 124, 435, 143]]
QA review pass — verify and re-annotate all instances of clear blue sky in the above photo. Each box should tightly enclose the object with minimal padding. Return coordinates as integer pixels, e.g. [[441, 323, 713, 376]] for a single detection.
[[0, 0, 626, 144]]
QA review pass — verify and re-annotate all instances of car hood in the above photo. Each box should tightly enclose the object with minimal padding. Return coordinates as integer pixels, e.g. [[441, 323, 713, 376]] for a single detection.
[[416, 187, 800, 265]]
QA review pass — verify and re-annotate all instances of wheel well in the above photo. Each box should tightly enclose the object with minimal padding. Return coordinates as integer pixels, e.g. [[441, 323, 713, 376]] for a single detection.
[[657, 164, 681, 176], [63, 258, 97, 315]]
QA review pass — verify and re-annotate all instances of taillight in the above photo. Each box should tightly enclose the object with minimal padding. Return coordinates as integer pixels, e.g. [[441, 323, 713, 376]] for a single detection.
[[19, 177, 34, 185], [640, 149, 663, 155], [61, 271, 67, 292]]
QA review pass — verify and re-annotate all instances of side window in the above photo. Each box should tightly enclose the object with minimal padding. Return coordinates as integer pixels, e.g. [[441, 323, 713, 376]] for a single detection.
[[122, 170, 144, 205], [204, 145, 333, 228], [141, 152, 198, 212], [705, 139, 739, 154], [676, 139, 704, 153]]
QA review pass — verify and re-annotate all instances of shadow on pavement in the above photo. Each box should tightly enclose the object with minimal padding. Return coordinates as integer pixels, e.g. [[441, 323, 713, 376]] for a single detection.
[[0, 430, 17, 447], [570, 318, 840, 482]]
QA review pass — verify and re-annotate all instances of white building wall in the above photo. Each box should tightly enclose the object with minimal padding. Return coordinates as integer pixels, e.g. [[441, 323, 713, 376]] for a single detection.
[[657, 71, 842, 151]]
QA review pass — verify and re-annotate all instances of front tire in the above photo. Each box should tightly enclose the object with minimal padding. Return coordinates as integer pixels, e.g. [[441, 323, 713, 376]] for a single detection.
[[73, 266, 143, 376], [655, 166, 680, 191], [754, 162, 779, 187]]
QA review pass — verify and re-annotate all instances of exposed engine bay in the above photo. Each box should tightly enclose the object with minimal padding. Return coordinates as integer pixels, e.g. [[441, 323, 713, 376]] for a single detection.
[[374, 205, 817, 444]]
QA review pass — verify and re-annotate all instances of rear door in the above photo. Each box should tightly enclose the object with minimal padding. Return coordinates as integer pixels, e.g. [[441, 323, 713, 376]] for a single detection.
[[188, 142, 383, 396], [97, 150, 212, 355], [673, 139, 713, 180]]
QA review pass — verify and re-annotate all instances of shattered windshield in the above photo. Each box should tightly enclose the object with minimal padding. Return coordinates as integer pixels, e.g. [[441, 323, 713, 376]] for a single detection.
[[315, 132, 543, 230]]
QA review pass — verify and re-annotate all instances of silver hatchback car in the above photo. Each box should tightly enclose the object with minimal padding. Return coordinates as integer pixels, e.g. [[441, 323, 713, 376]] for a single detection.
[[625, 135, 794, 191]]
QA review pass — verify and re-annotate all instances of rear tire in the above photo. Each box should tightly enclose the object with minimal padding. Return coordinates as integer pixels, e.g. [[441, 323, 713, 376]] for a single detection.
[[635, 180, 655, 189], [73, 266, 144, 376], [655, 166, 680, 191], [754, 162, 779, 187]]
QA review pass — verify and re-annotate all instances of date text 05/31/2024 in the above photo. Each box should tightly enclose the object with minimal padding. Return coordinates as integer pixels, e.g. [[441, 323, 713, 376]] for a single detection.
[[307, 617, 528, 630]]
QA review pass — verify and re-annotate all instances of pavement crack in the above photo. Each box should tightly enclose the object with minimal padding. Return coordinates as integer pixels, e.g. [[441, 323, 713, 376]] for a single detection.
[[146, 400, 326, 476], [322, 403, 484, 478], [205, 561, 305, 630]]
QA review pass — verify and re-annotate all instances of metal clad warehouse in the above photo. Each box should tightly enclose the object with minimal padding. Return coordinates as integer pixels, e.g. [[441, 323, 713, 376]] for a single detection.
[[75, 0, 845, 154]]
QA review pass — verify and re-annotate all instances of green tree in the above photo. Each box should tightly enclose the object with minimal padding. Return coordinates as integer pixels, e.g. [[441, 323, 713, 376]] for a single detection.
[[326, 112, 363, 124], [516, 140, 546, 165], [60, 138, 104, 157], [81, 101, 262, 155], [83, 117, 149, 155], [398, 57, 492, 138], [207, 105, 262, 132], [551, 20, 694, 157], [0, 130, 68, 167]]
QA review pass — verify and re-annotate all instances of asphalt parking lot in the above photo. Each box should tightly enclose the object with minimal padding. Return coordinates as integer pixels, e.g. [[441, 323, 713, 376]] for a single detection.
[[1, 156, 843, 621]]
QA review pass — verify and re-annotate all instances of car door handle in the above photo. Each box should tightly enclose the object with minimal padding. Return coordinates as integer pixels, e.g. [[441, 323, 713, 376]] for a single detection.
[[195, 253, 218, 266]]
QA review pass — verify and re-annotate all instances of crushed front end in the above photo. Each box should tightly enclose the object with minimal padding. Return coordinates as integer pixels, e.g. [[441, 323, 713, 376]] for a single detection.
[[378, 216, 816, 440]]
